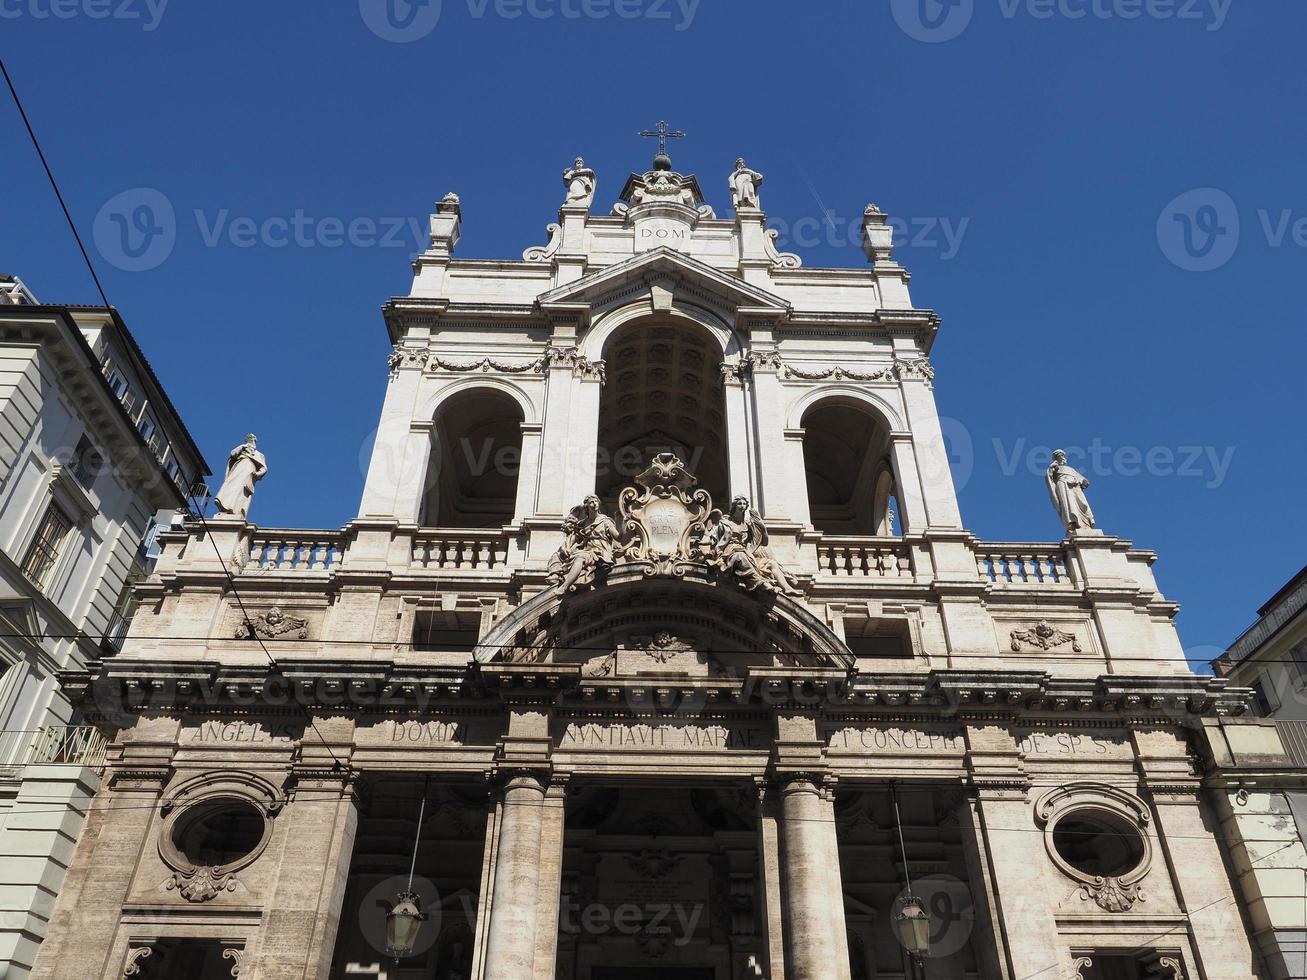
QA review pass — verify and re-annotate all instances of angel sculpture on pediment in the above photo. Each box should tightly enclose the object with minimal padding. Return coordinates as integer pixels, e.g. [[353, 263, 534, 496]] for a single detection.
[[547, 495, 623, 593], [704, 495, 801, 596]]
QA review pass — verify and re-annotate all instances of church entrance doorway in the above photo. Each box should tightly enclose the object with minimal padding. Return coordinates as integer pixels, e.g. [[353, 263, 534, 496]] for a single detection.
[[556, 783, 761, 980]]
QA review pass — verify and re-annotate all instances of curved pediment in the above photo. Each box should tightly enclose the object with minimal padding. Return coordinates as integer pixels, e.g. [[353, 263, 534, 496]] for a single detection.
[[473, 568, 852, 677]]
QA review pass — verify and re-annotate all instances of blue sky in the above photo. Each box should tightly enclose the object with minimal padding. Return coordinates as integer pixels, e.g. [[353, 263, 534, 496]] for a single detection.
[[2, 0, 1302, 665]]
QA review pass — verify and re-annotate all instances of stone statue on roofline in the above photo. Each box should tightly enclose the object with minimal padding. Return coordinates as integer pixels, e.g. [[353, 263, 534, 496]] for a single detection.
[[562, 157, 597, 208], [1046, 448, 1098, 533], [213, 434, 268, 521], [728, 158, 764, 211]]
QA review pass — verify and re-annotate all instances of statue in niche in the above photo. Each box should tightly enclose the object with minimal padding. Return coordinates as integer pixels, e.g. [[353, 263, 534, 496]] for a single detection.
[[1046, 448, 1097, 532], [705, 495, 801, 596], [213, 433, 268, 520], [728, 158, 764, 211], [562, 156, 596, 207], [547, 495, 622, 593]]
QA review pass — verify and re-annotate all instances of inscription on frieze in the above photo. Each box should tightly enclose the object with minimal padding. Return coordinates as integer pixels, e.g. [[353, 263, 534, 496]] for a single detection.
[[827, 725, 964, 754], [389, 720, 467, 744], [190, 721, 297, 744], [1018, 730, 1129, 758], [558, 721, 768, 751]]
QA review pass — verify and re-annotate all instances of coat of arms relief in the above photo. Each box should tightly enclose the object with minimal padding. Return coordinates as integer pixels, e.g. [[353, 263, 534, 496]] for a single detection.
[[546, 453, 800, 598]]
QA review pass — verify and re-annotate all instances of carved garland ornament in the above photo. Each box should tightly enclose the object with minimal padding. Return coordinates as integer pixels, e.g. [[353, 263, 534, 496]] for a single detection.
[[388, 344, 605, 383], [1010, 620, 1082, 653], [724, 351, 936, 387], [1034, 783, 1153, 914]]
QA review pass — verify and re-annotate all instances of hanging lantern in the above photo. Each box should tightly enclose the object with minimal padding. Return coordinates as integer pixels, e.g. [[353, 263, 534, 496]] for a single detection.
[[894, 893, 931, 963], [386, 889, 427, 958], [892, 785, 931, 966]]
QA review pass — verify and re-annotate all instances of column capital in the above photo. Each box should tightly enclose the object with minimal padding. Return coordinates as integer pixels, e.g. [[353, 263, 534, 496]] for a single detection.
[[491, 768, 551, 797]]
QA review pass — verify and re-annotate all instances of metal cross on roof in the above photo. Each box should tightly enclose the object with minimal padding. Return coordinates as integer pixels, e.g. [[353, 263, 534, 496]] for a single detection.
[[638, 120, 686, 157]]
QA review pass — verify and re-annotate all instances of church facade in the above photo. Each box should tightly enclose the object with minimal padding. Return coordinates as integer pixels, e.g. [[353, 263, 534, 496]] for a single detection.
[[33, 147, 1265, 980]]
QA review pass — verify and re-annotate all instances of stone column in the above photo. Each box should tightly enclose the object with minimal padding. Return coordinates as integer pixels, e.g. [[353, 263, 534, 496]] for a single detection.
[[482, 772, 550, 979], [244, 765, 359, 978], [359, 343, 427, 521], [748, 351, 799, 522], [962, 724, 1069, 980], [778, 776, 851, 980]]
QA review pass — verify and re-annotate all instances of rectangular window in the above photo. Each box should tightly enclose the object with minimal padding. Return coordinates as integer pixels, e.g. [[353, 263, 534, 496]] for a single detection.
[[1251, 678, 1274, 716], [71, 435, 104, 488], [22, 502, 74, 586], [105, 368, 128, 399], [1291, 643, 1307, 685], [413, 610, 480, 653]]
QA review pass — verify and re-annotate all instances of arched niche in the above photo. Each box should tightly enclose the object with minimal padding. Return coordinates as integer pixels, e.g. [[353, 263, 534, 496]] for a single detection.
[[596, 319, 730, 507], [421, 387, 525, 528], [800, 397, 900, 535]]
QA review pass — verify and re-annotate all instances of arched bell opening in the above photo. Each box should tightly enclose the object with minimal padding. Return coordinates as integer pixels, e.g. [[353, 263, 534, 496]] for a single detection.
[[421, 388, 524, 528], [801, 399, 900, 535], [596, 320, 729, 508]]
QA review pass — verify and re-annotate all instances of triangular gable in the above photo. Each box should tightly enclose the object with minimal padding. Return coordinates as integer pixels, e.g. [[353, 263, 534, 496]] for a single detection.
[[537, 247, 791, 321]]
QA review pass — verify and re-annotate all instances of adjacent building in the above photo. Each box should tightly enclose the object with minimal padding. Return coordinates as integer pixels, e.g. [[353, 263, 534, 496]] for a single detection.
[[0, 279, 207, 977], [1216, 568, 1307, 720], [29, 152, 1270, 980]]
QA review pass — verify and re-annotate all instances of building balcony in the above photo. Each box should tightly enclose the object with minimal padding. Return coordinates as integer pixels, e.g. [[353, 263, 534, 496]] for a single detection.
[[0, 726, 109, 773]]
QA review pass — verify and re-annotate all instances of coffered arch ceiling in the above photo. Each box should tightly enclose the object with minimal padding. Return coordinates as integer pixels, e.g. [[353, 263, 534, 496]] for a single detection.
[[596, 319, 729, 506]]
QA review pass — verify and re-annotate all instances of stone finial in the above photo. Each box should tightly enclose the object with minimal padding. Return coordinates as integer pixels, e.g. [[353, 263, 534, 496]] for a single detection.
[[861, 202, 893, 263], [428, 193, 462, 256]]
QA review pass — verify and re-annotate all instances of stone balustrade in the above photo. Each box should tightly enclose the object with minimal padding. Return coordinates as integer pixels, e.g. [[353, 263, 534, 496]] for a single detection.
[[246, 531, 341, 572], [411, 529, 513, 571], [975, 544, 1073, 588], [230, 527, 1089, 593], [812, 536, 913, 578]]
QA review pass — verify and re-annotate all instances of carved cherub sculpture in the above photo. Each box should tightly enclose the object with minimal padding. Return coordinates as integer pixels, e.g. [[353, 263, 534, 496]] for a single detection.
[[704, 495, 801, 596], [547, 495, 622, 593]]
